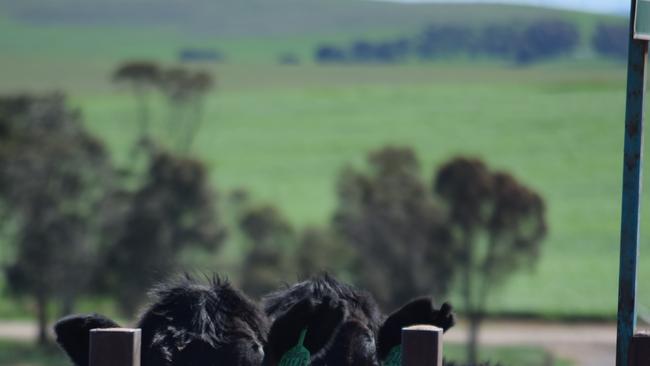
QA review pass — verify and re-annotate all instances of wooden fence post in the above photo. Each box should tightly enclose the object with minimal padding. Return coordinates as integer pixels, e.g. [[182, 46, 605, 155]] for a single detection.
[[629, 333, 650, 366], [89, 328, 141, 366], [401, 325, 443, 366]]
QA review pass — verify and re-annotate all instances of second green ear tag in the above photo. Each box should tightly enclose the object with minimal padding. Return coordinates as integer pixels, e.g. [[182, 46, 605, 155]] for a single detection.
[[278, 329, 310, 366], [384, 345, 402, 366]]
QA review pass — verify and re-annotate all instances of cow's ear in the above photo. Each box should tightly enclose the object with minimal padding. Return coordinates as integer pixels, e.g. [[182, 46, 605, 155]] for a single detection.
[[54, 313, 121, 366], [433, 302, 456, 332], [378, 297, 456, 361]]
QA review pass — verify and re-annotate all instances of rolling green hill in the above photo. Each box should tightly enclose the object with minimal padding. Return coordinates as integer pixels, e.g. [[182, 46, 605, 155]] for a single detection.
[[0, 0, 625, 69], [0, 0, 621, 37], [0, 1, 627, 95]]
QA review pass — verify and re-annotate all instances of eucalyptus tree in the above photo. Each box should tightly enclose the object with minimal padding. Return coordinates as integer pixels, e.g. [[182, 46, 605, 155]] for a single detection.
[[0, 94, 117, 344], [102, 150, 226, 316], [158, 68, 214, 151], [112, 61, 161, 139], [434, 157, 547, 364], [333, 147, 454, 309], [239, 204, 296, 299]]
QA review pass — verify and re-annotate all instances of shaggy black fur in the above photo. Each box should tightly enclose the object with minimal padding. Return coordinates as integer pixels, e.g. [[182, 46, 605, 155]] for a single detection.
[[55, 274, 458, 366], [262, 274, 455, 366], [263, 274, 382, 365], [55, 275, 269, 366]]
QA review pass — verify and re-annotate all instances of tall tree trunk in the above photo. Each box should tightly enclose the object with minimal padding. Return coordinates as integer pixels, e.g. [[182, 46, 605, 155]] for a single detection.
[[36, 291, 48, 346], [130, 87, 151, 174], [60, 295, 75, 317], [462, 231, 479, 365], [135, 87, 149, 139], [168, 101, 185, 150], [467, 314, 481, 365], [183, 97, 204, 152]]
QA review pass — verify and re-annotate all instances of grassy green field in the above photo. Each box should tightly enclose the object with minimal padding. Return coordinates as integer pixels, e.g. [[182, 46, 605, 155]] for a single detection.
[[75, 63, 646, 319], [0, 341, 69, 366], [0, 1, 644, 321], [4, 61, 641, 319]]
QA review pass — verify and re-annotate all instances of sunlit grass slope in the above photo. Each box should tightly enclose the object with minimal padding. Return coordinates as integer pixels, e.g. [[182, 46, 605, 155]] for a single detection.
[[56, 63, 647, 318]]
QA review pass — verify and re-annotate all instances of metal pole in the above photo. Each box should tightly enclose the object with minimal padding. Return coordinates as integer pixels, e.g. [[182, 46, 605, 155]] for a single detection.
[[617, 1, 648, 365]]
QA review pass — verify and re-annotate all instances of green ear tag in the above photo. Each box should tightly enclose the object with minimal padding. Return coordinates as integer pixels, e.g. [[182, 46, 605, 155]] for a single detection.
[[384, 345, 402, 366], [278, 329, 310, 366]]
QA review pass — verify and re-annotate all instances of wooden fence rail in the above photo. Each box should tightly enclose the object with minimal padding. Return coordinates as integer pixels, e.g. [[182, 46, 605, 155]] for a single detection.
[[86, 327, 650, 366], [88, 326, 443, 366]]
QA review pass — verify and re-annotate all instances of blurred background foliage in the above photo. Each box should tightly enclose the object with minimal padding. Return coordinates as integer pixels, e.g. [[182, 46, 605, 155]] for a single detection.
[[0, 1, 640, 365]]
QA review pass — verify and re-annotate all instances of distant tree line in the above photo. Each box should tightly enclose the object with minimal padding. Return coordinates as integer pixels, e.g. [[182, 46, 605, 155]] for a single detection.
[[178, 48, 224, 63], [592, 22, 628, 60], [315, 20, 629, 65]]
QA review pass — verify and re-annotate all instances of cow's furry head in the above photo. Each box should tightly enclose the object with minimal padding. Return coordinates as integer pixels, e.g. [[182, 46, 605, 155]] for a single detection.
[[139, 276, 269, 365], [263, 273, 382, 365], [262, 273, 455, 366], [55, 275, 269, 366]]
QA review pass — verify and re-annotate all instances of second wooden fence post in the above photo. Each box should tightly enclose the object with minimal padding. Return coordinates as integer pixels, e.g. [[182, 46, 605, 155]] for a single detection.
[[89, 328, 141, 366], [629, 334, 650, 366], [401, 325, 443, 366]]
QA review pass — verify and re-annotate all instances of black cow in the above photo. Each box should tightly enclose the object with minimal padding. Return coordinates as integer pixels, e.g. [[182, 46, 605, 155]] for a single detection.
[[262, 273, 455, 366], [55, 275, 269, 366]]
